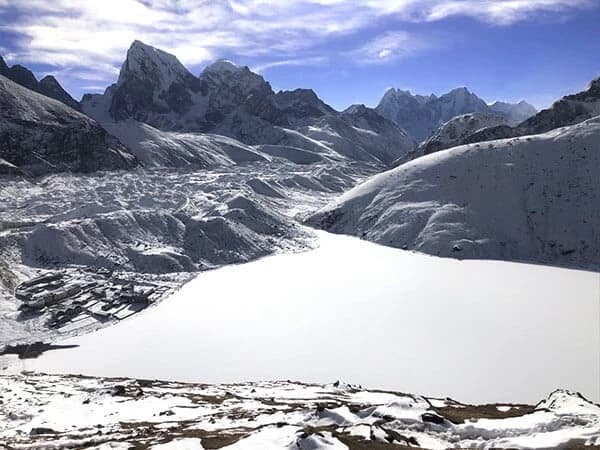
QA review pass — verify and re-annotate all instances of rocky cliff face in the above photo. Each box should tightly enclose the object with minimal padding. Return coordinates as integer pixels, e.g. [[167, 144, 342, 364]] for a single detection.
[[0, 75, 137, 176]]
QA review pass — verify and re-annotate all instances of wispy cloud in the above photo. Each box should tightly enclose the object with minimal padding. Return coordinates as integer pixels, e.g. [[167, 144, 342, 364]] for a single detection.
[[251, 56, 328, 73], [349, 31, 433, 64], [423, 0, 594, 25], [0, 0, 593, 89]]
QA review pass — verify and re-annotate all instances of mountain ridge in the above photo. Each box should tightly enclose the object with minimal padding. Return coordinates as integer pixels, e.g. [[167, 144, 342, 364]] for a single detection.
[[0, 55, 80, 110], [0, 74, 137, 176], [461, 76, 600, 145], [82, 40, 415, 166], [375, 86, 536, 142]]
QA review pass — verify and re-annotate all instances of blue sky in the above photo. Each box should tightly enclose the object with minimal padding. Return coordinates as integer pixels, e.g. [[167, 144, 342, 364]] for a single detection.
[[0, 0, 599, 110]]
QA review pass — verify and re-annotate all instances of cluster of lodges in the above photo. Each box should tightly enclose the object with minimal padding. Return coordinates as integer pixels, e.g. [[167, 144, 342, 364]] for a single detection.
[[15, 270, 158, 328]]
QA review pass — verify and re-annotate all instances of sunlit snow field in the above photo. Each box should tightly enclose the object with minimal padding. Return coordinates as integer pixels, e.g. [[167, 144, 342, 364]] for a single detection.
[[21, 231, 600, 404]]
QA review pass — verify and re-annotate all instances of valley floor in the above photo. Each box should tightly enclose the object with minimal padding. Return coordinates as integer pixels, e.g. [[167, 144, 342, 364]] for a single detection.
[[1, 372, 599, 449], [0, 161, 376, 344], [8, 231, 599, 405]]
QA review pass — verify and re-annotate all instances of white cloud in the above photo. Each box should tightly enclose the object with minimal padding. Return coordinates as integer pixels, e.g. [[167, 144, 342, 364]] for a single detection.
[[349, 31, 432, 64], [252, 56, 328, 73], [0, 0, 593, 88], [423, 0, 594, 24]]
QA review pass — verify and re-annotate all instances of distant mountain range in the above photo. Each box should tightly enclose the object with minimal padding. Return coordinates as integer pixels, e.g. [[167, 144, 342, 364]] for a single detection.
[[310, 75, 600, 271], [1, 40, 598, 182], [413, 76, 600, 157], [81, 40, 415, 167], [464, 77, 600, 143], [375, 87, 537, 142]]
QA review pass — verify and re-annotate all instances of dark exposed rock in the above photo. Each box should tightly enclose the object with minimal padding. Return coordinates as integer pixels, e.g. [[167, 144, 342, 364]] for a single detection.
[[0, 75, 138, 177], [39, 75, 81, 111], [0, 55, 80, 109], [30, 427, 57, 435], [421, 412, 446, 425]]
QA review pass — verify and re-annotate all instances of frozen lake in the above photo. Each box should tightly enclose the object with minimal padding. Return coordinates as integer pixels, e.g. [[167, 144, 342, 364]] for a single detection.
[[21, 231, 599, 404]]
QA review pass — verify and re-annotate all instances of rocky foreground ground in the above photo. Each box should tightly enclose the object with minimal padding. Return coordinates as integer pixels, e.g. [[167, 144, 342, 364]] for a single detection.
[[1, 372, 599, 449]]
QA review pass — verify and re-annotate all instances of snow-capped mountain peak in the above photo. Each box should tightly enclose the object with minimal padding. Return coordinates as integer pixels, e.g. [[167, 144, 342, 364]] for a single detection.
[[201, 59, 240, 75], [439, 87, 489, 112], [118, 40, 194, 89], [376, 85, 536, 142], [199, 58, 270, 95], [106, 40, 203, 123]]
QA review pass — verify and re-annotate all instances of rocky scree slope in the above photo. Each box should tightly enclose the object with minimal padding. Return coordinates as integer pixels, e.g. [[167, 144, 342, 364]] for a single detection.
[[1, 373, 599, 450], [309, 116, 600, 271], [0, 75, 137, 176]]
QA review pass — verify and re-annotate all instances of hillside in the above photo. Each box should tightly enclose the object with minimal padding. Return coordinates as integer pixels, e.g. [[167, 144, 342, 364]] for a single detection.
[[0, 55, 80, 110], [0, 75, 137, 176], [2, 373, 599, 449], [309, 116, 600, 271]]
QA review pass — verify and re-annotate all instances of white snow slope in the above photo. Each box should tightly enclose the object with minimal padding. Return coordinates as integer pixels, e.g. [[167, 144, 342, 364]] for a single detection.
[[2, 373, 599, 449], [309, 116, 600, 271]]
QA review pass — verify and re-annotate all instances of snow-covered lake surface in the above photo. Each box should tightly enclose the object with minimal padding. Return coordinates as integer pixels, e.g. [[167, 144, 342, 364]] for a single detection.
[[21, 231, 599, 404]]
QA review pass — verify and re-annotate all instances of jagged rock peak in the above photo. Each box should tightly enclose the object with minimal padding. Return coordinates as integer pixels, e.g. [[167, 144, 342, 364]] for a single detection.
[[118, 40, 194, 87], [39, 75, 81, 110], [0, 56, 80, 110], [200, 58, 269, 90], [343, 103, 369, 114], [0, 54, 8, 73]]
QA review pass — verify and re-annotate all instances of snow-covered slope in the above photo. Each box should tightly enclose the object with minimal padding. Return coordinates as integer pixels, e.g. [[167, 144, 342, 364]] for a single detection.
[[309, 116, 600, 271], [2, 373, 599, 450], [416, 112, 510, 157], [0, 55, 80, 110], [83, 41, 414, 166], [100, 120, 271, 167], [375, 86, 530, 142], [0, 75, 137, 176]]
